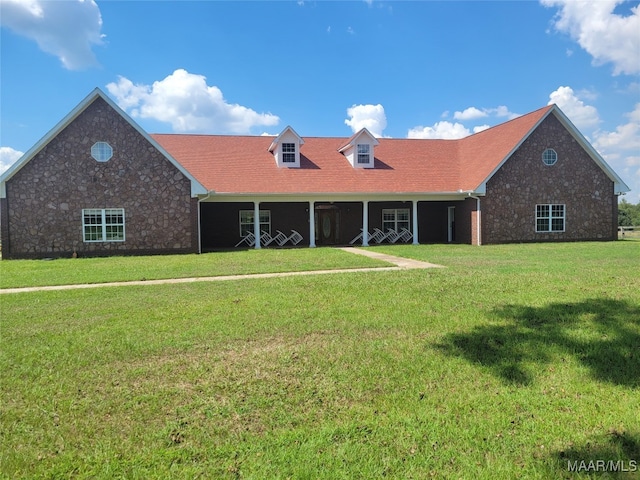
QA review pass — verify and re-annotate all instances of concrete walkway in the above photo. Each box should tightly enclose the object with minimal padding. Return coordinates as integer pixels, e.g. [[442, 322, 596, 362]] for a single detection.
[[0, 248, 443, 294], [337, 246, 444, 269]]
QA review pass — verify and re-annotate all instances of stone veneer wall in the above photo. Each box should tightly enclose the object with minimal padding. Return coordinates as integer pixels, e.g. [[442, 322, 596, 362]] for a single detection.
[[482, 114, 616, 244], [3, 97, 198, 259]]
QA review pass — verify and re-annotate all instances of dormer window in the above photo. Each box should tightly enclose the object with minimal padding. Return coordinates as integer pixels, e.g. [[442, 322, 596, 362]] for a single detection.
[[338, 128, 379, 169], [269, 126, 304, 168], [357, 144, 370, 164], [282, 143, 296, 163]]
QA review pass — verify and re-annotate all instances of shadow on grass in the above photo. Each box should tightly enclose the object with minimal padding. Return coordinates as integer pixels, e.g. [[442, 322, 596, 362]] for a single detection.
[[436, 298, 640, 386], [553, 429, 640, 478]]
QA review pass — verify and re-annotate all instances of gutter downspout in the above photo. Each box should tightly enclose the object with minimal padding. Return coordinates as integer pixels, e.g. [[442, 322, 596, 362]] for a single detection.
[[468, 193, 482, 246]]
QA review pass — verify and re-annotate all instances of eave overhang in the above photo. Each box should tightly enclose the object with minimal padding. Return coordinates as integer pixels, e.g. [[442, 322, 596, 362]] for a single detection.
[[196, 190, 474, 203]]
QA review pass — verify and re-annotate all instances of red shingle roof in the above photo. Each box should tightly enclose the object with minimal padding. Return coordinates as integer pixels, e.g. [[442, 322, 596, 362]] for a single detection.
[[151, 105, 554, 195]]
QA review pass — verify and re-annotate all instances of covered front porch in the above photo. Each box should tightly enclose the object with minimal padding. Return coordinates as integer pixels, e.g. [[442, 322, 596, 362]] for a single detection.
[[198, 194, 481, 251]]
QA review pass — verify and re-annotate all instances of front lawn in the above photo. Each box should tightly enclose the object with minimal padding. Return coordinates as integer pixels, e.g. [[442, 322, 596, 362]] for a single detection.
[[0, 247, 388, 289], [1, 242, 639, 479]]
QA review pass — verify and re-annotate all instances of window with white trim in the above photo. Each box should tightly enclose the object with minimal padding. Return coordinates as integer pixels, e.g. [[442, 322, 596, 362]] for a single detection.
[[240, 210, 271, 236], [382, 208, 410, 232], [542, 148, 557, 166], [83, 208, 125, 242], [282, 143, 296, 163], [536, 204, 565, 232], [357, 144, 371, 164], [91, 142, 113, 162]]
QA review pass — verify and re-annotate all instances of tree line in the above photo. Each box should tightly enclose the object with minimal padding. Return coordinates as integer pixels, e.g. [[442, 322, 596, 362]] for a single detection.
[[619, 199, 640, 227]]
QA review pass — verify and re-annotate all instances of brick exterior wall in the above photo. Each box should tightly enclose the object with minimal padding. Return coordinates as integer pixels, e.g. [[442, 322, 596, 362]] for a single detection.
[[2, 97, 198, 259], [481, 114, 617, 244], [466, 198, 481, 246]]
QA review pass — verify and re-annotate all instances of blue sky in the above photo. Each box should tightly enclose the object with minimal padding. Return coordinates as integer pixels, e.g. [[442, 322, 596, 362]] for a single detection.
[[1, 0, 639, 201]]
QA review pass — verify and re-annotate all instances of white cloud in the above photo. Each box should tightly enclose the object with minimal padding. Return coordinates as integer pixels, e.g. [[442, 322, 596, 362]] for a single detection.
[[593, 103, 640, 152], [548, 86, 600, 131], [491, 105, 519, 119], [407, 121, 471, 140], [580, 102, 640, 201], [628, 103, 640, 123], [453, 105, 519, 122], [106, 76, 148, 111], [473, 125, 491, 134], [0, 146, 24, 174], [541, 0, 640, 75], [106, 69, 280, 134], [453, 107, 487, 121], [409, 105, 515, 139], [0, 0, 104, 70], [345, 104, 387, 137]]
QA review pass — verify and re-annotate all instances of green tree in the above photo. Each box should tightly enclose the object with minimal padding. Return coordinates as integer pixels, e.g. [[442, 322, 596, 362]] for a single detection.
[[619, 199, 640, 227]]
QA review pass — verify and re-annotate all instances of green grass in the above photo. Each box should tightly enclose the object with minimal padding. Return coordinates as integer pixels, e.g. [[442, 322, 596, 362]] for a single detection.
[[2, 242, 639, 479], [0, 247, 389, 289]]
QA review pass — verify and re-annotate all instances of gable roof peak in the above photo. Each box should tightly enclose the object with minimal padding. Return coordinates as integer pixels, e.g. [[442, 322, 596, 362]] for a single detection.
[[464, 104, 556, 140], [268, 125, 304, 152], [0, 87, 207, 197], [338, 127, 380, 153]]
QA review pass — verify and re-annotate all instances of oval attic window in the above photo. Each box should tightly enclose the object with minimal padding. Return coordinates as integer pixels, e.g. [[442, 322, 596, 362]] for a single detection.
[[91, 142, 113, 162], [542, 148, 557, 166]]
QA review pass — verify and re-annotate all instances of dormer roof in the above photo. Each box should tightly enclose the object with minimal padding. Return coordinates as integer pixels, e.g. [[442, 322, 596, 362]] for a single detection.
[[337, 128, 380, 153], [338, 128, 379, 169], [268, 125, 304, 168], [268, 125, 304, 153]]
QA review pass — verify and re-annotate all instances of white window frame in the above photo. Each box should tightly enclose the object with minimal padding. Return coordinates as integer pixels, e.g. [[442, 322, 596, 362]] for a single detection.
[[239, 210, 271, 236], [536, 204, 565, 233], [82, 208, 125, 242], [282, 143, 296, 163], [91, 142, 113, 162], [357, 144, 371, 164], [382, 208, 410, 232], [542, 148, 557, 166]]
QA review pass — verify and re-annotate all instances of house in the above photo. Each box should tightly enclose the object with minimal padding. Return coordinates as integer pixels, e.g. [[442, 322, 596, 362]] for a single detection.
[[0, 88, 629, 259]]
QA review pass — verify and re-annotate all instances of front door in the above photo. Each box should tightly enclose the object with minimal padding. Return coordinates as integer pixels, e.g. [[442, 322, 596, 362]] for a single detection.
[[315, 207, 340, 245]]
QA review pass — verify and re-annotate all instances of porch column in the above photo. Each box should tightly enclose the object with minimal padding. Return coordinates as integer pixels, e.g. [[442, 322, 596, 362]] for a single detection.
[[254, 201, 261, 249], [362, 200, 369, 246], [412, 200, 419, 245], [309, 201, 316, 247], [473, 196, 482, 246]]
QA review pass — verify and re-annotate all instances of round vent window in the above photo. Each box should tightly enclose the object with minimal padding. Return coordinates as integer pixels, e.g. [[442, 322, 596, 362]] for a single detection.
[[91, 142, 113, 162], [542, 148, 557, 166]]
